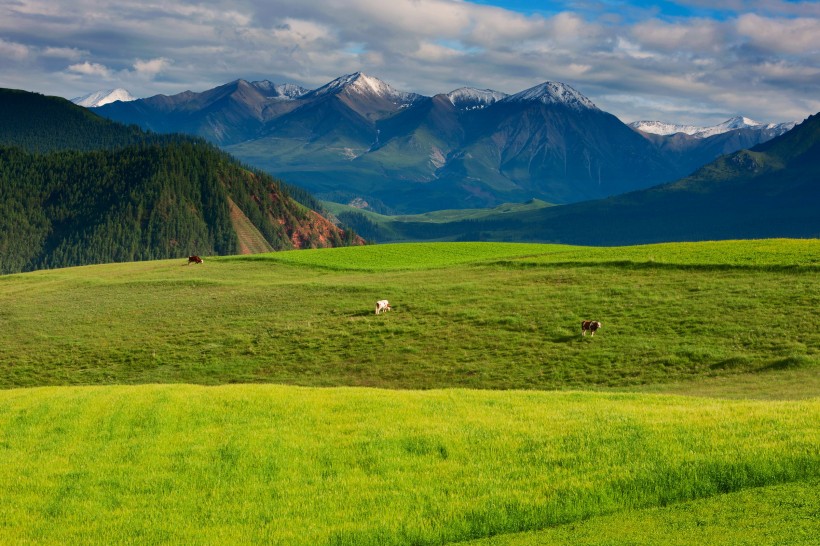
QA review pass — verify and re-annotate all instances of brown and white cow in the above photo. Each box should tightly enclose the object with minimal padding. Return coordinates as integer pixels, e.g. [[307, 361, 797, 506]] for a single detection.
[[187, 255, 204, 265], [581, 320, 602, 336], [375, 300, 392, 315]]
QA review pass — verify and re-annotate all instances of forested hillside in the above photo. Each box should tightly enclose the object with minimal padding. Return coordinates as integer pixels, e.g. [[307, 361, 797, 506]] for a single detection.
[[0, 89, 361, 274], [0, 88, 156, 153]]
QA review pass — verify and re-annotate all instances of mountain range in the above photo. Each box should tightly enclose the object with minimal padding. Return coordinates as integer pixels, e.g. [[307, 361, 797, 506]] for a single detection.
[[629, 117, 795, 139], [92, 73, 798, 213], [337, 112, 820, 244], [0, 88, 361, 274], [2, 83, 817, 271]]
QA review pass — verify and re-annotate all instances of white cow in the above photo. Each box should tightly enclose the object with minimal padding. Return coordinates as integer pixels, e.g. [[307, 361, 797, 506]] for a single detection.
[[375, 300, 392, 315]]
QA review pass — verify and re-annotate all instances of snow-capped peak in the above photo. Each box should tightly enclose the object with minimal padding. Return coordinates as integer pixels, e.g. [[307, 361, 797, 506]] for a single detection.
[[503, 81, 597, 111], [71, 88, 135, 107], [447, 87, 508, 110], [629, 116, 796, 139], [628, 120, 704, 136], [308, 72, 420, 103]]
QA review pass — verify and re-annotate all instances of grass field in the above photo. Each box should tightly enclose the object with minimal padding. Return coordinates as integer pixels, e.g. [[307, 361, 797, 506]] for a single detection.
[[1, 385, 817, 545], [2, 240, 817, 390], [1, 240, 818, 544]]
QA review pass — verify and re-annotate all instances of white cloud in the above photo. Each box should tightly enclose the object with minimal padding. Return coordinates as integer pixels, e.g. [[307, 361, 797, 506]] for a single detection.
[[1, 0, 817, 126], [42, 47, 88, 60], [736, 13, 820, 54], [67, 61, 112, 77], [133, 57, 172, 77]]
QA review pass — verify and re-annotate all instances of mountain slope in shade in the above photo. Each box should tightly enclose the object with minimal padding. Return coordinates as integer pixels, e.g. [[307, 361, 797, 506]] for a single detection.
[[72, 88, 135, 107], [377, 112, 820, 244], [94, 79, 306, 145]]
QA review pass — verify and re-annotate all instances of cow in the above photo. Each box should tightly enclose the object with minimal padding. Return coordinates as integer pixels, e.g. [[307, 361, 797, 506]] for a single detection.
[[581, 320, 602, 336], [375, 300, 392, 315], [187, 255, 204, 265]]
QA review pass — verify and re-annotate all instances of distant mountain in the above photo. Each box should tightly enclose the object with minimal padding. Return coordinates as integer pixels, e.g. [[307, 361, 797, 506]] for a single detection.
[[365, 112, 820, 244], [629, 116, 796, 139], [630, 116, 799, 177], [0, 88, 362, 273], [94, 79, 309, 145], [93, 74, 797, 213], [71, 88, 135, 107], [428, 82, 673, 206], [228, 76, 681, 212]]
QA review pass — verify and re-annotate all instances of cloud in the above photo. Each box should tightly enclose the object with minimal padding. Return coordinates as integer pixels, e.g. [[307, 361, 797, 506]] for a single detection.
[[736, 13, 820, 54], [0, 38, 30, 62], [133, 57, 172, 77], [67, 61, 112, 77], [630, 19, 724, 54], [42, 47, 88, 60], [0, 0, 817, 126]]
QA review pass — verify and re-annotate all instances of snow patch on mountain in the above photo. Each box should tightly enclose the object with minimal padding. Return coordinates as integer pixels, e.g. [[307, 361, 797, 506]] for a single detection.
[[71, 88, 135, 107], [447, 88, 508, 110], [274, 83, 308, 99], [250, 80, 307, 99], [630, 116, 797, 139], [503, 82, 597, 111]]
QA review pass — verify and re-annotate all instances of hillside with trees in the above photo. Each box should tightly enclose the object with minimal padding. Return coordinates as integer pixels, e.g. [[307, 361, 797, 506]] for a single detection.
[[0, 89, 361, 274]]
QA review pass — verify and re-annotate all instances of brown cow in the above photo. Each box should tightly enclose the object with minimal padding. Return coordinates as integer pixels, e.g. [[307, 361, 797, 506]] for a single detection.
[[581, 320, 602, 336], [187, 255, 203, 265]]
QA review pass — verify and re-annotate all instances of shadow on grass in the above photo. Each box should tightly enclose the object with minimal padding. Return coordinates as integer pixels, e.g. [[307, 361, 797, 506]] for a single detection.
[[553, 334, 584, 343], [346, 308, 401, 318], [759, 355, 815, 372]]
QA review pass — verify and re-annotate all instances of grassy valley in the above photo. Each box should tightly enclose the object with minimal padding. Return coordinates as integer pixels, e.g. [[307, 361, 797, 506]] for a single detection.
[[0, 240, 818, 544]]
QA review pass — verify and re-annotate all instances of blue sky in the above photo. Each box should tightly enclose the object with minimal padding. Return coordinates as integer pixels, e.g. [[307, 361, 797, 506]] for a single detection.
[[470, 0, 727, 20], [1, 0, 818, 125]]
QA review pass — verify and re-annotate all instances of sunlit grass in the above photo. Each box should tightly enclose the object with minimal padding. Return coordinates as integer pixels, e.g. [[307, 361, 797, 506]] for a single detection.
[[0, 385, 817, 545]]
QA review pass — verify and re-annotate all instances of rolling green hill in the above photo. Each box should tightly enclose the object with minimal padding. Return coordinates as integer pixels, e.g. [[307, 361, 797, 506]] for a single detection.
[[0, 240, 817, 544], [2, 240, 817, 389], [0, 89, 361, 273]]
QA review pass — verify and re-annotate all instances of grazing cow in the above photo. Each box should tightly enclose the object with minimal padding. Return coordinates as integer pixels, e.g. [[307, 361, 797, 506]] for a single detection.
[[375, 300, 392, 315], [581, 320, 602, 336], [187, 255, 204, 265]]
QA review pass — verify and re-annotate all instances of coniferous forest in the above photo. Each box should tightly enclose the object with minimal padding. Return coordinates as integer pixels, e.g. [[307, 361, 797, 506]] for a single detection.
[[0, 89, 361, 274]]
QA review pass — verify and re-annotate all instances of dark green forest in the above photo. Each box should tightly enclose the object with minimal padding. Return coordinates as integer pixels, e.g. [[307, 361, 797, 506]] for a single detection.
[[0, 89, 360, 274]]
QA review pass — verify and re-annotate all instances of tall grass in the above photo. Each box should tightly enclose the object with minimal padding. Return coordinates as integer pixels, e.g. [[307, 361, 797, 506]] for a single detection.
[[0, 385, 817, 545]]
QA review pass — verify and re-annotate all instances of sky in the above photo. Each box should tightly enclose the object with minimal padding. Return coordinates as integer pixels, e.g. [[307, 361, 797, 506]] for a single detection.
[[1, 0, 819, 126]]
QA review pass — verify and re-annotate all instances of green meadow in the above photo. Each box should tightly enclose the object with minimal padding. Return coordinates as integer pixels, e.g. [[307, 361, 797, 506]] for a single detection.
[[1, 240, 818, 544]]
